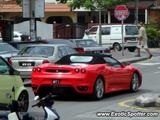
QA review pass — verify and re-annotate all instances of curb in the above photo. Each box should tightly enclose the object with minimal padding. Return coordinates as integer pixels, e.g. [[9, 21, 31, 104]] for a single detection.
[[120, 56, 149, 64]]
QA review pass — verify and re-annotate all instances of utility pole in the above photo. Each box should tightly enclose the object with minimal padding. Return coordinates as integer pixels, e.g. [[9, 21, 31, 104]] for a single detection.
[[135, 0, 139, 24], [30, 0, 36, 41], [98, 8, 102, 46]]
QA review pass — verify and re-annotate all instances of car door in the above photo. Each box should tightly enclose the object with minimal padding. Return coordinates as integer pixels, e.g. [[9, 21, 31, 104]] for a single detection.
[[104, 57, 130, 90], [101, 26, 111, 47], [0, 58, 14, 105]]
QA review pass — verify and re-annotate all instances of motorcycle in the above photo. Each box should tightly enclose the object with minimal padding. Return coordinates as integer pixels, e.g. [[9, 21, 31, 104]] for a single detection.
[[0, 93, 60, 120]]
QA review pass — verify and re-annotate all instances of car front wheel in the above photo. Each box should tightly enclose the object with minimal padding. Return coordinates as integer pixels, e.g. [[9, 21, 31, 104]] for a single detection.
[[130, 73, 140, 92], [17, 91, 29, 112], [93, 77, 104, 100]]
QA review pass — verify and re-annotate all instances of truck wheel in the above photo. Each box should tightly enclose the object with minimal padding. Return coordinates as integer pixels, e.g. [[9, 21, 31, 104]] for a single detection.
[[113, 43, 122, 51], [128, 47, 136, 52]]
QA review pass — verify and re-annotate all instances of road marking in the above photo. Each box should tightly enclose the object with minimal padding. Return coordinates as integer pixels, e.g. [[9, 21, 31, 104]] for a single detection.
[[118, 99, 160, 112], [154, 71, 160, 74], [118, 99, 147, 111]]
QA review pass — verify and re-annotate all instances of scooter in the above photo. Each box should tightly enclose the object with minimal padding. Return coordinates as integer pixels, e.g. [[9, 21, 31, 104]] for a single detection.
[[1, 93, 60, 120]]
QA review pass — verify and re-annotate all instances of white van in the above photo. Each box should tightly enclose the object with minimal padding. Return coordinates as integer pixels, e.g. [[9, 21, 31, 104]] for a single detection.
[[83, 24, 139, 52]]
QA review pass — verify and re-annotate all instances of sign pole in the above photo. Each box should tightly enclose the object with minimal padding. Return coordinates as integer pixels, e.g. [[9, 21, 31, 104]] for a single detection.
[[121, 20, 124, 56]]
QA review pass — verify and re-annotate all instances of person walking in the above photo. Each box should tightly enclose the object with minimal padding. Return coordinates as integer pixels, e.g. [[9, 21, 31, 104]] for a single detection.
[[135, 22, 153, 59]]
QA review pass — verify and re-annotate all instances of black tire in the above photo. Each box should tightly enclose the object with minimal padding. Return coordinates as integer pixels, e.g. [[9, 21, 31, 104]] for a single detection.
[[128, 47, 136, 52], [130, 73, 140, 92], [93, 77, 104, 100], [17, 91, 29, 112], [113, 43, 122, 51]]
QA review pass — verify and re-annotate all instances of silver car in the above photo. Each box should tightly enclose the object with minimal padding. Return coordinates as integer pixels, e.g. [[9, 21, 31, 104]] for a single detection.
[[0, 42, 19, 60], [10, 44, 77, 80], [69, 39, 111, 53]]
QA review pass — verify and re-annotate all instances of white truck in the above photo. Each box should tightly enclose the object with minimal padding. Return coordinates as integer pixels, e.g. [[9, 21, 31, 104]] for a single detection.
[[83, 24, 139, 52]]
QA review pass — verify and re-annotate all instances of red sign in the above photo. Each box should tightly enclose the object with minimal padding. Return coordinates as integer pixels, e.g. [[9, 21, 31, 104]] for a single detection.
[[114, 5, 129, 21]]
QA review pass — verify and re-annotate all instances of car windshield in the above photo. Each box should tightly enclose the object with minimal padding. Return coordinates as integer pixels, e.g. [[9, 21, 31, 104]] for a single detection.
[[18, 46, 54, 57], [125, 26, 138, 35], [0, 43, 17, 53], [76, 40, 98, 47], [87, 27, 98, 35]]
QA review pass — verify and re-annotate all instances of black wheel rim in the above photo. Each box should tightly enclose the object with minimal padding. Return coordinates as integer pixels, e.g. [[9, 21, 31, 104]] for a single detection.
[[18, 93, 29, 112]]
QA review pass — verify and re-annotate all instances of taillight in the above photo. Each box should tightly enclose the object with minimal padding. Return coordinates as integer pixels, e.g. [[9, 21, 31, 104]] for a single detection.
[[8, 58, 12, 65], [75, 48, 85, 53], [32, 67, 41, 72], [81, 68, 86, 73], [42, 60, 49, 64], [74, 68, 80, 73], [74, 68, 86, 73]]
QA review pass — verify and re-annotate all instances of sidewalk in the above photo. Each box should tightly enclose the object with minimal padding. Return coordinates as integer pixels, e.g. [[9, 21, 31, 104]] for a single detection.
[[112, 50, 148, 63]]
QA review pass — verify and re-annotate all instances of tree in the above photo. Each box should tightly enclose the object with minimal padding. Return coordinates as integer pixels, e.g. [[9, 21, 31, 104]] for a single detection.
[[57, 0, 128, 10]]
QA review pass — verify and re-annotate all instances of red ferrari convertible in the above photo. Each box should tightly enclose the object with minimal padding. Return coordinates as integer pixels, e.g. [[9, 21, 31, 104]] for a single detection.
[[31, 53, 142, 99]]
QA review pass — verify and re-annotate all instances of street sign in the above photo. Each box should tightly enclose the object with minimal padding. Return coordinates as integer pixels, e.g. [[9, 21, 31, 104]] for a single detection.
[[114, 5, 129, 21], [23, 0, 44, 18]]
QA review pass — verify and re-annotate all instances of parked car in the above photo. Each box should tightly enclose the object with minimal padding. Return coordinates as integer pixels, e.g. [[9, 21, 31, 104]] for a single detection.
[[10, 44, 78, 80], [0, 56, 29, 112], [83, 24, 139, 52], [31, 53, 142, 99], [0, 42, 19, 60], [69, 39, 110, 53]]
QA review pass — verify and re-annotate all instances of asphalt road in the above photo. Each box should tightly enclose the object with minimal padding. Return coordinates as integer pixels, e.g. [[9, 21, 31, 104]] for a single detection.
[[25, 55, 160, 120]]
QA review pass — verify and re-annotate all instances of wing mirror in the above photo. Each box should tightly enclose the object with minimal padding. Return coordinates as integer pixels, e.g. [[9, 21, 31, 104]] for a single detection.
[[85, 30, 89, 35], [122, 61, 131, 67]]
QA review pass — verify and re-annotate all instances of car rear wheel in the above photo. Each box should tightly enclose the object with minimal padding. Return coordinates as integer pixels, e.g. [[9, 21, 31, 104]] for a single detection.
[[93, 77, 104, 100], [17, 91, 29, 112], [113, 43, 122, 51], [130, 73, 140, 92]]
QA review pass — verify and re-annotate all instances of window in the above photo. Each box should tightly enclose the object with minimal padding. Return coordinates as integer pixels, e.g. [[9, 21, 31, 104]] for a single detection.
[[125, 26, 138, 35], [70, 56, 93, 63], [88, 27, 98, 35], [65, 46, 77, 54], [58, 46, 68, 57], [0, 58, 9, 74], [19, 46, 54, 57], [101, 27, 110, 35], [104, 57, 121, 67]]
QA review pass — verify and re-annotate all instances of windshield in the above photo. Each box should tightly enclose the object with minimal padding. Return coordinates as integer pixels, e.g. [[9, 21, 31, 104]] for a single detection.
[[87, 27, 98, 35], [0, 43, 17, 52], [125, 26, 138, 35], [18, 46, 54, 57], [76, 40, 98, 47]]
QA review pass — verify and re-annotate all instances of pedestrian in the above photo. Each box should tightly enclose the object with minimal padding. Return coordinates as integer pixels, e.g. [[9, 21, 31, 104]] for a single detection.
[[135, 22, 153, 59]]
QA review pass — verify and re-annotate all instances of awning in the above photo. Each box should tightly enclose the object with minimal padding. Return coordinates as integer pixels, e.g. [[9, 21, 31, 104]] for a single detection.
[[126, 1, 155, 9]]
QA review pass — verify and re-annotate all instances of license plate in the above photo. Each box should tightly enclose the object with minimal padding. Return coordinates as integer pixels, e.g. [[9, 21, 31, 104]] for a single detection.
[[19, 62, 34, 67], [53, 80, 60, 84]]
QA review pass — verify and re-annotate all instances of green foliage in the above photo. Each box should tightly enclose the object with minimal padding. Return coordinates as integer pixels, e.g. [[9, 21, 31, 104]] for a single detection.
[[56, 0, 128, 10], [146, 24, 160, 47], [146, 24, 159, 41]]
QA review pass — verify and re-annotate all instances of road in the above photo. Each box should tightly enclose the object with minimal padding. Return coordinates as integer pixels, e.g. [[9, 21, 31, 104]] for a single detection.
[[26, 55, 160, 120]]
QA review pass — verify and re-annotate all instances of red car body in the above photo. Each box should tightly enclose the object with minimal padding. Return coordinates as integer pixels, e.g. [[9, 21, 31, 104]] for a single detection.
[[31, 54, 142, 99]]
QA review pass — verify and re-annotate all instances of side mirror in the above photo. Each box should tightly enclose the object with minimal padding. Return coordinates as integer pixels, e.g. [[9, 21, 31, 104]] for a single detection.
[[85, 30, 89, 35], [122, 61, 131, 67]]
